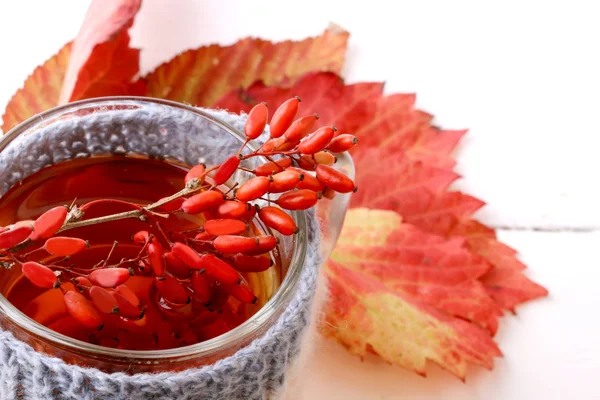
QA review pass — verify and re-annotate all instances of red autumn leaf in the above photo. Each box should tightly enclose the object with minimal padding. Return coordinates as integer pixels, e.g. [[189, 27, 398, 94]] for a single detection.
[[350, 152, 547, 310], [346, 147, 546, 309], [1, 43, 72, 133], [1, 0, 142, 133], [323, 209, 502, 378], [146, 28, 349, 107], [59, 0, 143, 103], [450, 220, 547, 310], [334, 209, 502, 335], [372, 186, 547, 309], [216, 72, 464, 169], [219, 71, 547, 376], [350, 148, 459, 209], [217, 71, 547, 313]]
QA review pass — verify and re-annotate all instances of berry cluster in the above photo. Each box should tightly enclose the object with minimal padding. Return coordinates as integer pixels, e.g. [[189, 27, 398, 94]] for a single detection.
[[0, 97, 357, 343]]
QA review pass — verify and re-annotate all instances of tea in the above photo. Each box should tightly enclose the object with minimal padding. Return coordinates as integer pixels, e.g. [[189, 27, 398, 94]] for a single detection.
[[0, 156, 281, 350]]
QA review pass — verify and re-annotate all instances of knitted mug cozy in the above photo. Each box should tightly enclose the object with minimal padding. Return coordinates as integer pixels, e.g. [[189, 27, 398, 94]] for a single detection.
[[0, 102, 323, 400]]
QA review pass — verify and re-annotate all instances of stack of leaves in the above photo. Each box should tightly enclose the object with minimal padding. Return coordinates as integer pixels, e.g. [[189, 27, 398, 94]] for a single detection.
[[1, 0, 547, 379]]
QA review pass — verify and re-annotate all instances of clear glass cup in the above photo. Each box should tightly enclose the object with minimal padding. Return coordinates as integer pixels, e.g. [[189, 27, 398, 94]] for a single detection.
[[0, 97, 354, 373]]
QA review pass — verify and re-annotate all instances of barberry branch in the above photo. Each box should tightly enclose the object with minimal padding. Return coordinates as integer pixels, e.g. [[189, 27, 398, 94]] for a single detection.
[[0, 97, 359, 348]]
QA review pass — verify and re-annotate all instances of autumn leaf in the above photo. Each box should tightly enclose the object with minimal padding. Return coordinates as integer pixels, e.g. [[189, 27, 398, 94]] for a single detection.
[[347, 148, 547, 309], [59, 0, 143, 103], [1, 43, 72, 133], [216, 72, 464, 169], [364, 186, 547, 309], [323, 209, 502, 378], [1, 0, 142, 133], [449, 220, 547, 310], [146, 28, 349, 107], [332, 208, 502, 334], [217, 71, 547, 312], [350, 148, 460, 210], [218, 71, 547, 376]]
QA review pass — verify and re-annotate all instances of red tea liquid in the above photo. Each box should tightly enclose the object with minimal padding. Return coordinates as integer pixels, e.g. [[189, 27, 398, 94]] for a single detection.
[[0, 156, 278, 350]]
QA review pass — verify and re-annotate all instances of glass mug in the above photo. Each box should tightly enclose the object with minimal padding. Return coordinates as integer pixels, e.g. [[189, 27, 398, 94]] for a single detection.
[[0, 97, 353, 373]]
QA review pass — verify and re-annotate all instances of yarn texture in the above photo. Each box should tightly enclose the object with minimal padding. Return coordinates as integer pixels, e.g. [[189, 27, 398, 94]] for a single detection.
[[0, 102, 322, 400]]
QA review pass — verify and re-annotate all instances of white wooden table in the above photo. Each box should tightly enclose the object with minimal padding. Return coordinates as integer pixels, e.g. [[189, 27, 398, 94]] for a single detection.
[[1, 1, 598, 398]]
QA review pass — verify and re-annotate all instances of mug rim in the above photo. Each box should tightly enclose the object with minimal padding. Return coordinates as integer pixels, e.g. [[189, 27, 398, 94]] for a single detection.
[[0, 96, 310, 361]]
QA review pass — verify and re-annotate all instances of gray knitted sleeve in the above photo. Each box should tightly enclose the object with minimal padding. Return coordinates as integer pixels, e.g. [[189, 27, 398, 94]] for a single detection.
[[0, 105, 322, 400]]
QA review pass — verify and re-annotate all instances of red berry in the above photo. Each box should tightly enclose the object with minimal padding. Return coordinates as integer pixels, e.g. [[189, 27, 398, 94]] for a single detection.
[[261, 137, 287, 153], [290, 168, 324, 192], [297, 127, 335, 155], [194, 231, 215, 241], [199, 254, 240, 285], [60, 282, 77, 293], [204, 219, 248, 236], [236, 176, 270, 202], [241, 204, 257, 221], [89, 286, 119, 314], [284, 114, 319, 142], [185, 163, 206, 184], [268, 169, 304, 193], [22, 262, 58, 289], [297, 152, 335, 171], [213, 235, 278, 255], [73, 277, 92, 295], [258, 206, 297, 235], [165, 252, 191, 278], [313, 152, 336, 166], [275, 140, 298, 151], [11, 220, 36, 230], [328, 134, 358, 153], [158, 197, 185, 212], [75, 277, 92, 288], [322, 187, 337, 200], [203, 209, 219, 220], [44, 237, 88, 257], [191, 271, 212, 304], [171, 243, 203, 270], [269, 97, 300, 138], [232, 254, 273, 272], [88, 268, 130, 288], [243, 236, 278, 256], [156, 276, 190, 304], [213, 235, 259, 254], [64, 291, 103, 330], [215, 201, 252, 219], [182, 190, 224, 214], [254, 158, 292, 176], [147, 242, 166, 277], [244, 103, 269, 140], [115, 285, 140, 307], [276, 189, 321, 210], [30, 206, 68, 241], [214, 155, 241, 185], [133, 230, 150, 245], [297, 156, 316, 171], [223, 282, 257, 304], [0, 225, 33, 249], [112, 291, 142, 319], [315, 164, 356, 193]]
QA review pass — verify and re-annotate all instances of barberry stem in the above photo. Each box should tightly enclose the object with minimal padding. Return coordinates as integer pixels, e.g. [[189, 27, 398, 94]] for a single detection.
[[8, 179, 208, 254], [243, 150, 299, 159], [59, 180, 205, 234]]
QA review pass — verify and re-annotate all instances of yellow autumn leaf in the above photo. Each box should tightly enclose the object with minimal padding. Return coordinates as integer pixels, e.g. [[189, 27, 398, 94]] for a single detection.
[[322, 208, 502, 378]]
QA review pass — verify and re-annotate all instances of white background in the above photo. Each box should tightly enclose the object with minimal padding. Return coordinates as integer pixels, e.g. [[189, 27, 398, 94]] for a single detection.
[[1, 1, 599, 399]]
